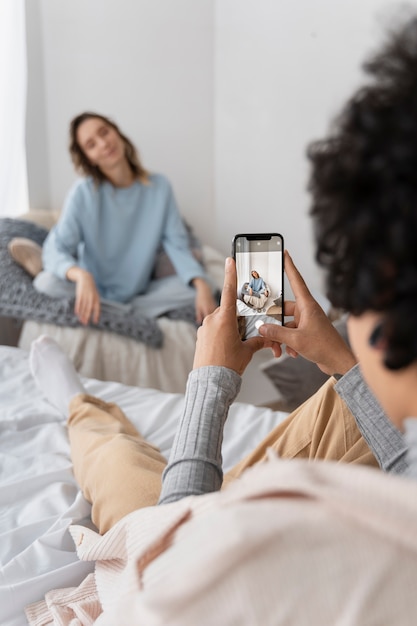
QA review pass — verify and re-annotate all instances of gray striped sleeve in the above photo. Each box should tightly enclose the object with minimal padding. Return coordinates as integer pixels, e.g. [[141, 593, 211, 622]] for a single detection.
[[335, 364, 409, 474], [404, 419, 417, 480], [158, 366, 242, 505]]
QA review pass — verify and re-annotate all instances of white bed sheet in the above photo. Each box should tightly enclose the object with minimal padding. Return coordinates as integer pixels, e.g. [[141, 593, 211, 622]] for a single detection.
[[0, 346, 288, 626]]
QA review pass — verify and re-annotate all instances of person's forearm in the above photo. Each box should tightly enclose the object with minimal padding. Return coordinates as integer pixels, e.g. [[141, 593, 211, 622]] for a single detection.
[[403, 419, 417, 479], [335, 365, 409, 474], [158, 366, 241, 505]]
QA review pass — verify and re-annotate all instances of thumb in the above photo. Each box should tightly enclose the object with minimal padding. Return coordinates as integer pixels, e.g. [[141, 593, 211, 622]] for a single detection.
[[258, 323, 294, 344]]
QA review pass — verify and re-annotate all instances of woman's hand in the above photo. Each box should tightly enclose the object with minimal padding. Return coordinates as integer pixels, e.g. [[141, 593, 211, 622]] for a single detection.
[[66, 267, 101, 325], [192, 277, 218, 324], [193, 258, 273, 375], [257, 251, 356, 376]]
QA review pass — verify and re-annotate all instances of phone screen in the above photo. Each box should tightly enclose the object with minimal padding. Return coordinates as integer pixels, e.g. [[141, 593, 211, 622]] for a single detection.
[[233, 233, 284, 339]]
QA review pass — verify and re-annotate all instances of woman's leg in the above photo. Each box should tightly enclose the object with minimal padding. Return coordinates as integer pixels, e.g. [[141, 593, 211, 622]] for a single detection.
[[243, 292, 267, 309], [130, 275, 197, 318], [33, 270, 76, 298], [33, 271, 134, 318]]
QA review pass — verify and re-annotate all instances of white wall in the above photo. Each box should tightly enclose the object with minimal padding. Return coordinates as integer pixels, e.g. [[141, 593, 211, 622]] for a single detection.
[[214, 0, 405, 295], [26, 0, 214, 244], [27, 0, 411, 292]]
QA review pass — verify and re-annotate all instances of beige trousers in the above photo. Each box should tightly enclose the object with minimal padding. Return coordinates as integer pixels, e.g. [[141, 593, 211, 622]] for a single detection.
[[68, 377, 378, 534]]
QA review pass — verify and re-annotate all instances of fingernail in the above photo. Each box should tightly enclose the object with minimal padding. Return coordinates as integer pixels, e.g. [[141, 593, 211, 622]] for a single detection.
[[255, 319, 265, 331]]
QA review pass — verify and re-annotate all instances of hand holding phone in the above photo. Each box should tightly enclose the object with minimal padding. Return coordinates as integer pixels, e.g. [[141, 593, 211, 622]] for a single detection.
[[257, 251, 356, 376], [193, 257, 270, 374], [232, 233, 284, 340]]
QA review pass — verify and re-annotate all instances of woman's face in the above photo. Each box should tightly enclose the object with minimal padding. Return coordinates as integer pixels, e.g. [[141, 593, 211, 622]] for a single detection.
[[76, 117, 126, 173], [251, 271, 259, 279]]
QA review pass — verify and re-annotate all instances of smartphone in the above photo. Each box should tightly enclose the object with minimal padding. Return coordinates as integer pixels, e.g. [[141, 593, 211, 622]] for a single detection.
[[232, 233, 284, 340]]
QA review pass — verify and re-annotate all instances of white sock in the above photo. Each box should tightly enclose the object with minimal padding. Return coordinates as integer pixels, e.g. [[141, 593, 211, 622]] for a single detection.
[[29, 335, 86, 416]]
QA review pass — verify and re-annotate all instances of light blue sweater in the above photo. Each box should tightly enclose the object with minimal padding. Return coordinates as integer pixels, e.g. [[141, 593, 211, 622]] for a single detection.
[[249, 276, 266, 297], [42, 174, 207, 303]]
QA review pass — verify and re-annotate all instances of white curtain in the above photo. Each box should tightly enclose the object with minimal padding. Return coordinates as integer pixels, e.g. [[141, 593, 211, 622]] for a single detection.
[[0, 0, 28, 217]]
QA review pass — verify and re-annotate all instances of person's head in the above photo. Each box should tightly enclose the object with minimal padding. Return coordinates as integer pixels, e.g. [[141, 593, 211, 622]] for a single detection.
[[251, 271, 260, 279], [69, 112, 149, 185], [308, 17, 417, 423]]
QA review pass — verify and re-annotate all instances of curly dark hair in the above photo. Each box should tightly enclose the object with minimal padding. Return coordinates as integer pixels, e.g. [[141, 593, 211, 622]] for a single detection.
[[308, 17, 417, 370], [69, 112, 149, 185]]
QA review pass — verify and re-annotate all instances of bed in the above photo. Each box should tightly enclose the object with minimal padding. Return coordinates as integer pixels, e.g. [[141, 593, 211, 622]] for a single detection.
[[0, 344, 289, 626], [1, 211, 225, 393]]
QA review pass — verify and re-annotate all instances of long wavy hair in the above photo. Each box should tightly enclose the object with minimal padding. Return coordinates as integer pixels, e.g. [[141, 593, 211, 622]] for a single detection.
[[69, 112, 149, 185]]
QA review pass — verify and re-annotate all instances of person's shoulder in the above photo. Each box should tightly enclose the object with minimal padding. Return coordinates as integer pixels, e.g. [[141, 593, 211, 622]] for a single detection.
[[148, 172, 172, 190], [67, 176, 96, 198], [63, 177, 97, 215]]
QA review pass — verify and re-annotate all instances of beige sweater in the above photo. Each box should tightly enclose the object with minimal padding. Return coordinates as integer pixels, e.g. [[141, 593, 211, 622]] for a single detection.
[[26, 453, 417, 625]]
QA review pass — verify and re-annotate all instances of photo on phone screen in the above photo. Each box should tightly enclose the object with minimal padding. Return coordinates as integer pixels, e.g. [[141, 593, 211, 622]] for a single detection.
[[232, 233, 284, 340]]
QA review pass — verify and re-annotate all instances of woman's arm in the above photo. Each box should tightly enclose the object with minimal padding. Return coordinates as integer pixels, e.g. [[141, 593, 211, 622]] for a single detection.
[[159, 177, 206, 282], [192, 277, 217, 324], [42, 182, 85, 279], [43, 180, 101, 324], [65, 266, 101, 325], [159, 176, 217, 320]]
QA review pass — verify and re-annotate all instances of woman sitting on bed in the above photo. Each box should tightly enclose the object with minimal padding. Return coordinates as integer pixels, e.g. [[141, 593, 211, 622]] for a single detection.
[[248, 270, 267, 297], [33, 111, 217, 325]]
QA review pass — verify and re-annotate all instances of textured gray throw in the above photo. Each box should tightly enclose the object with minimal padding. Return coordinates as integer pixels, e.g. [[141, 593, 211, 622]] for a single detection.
[[0, 218, 199, 348]]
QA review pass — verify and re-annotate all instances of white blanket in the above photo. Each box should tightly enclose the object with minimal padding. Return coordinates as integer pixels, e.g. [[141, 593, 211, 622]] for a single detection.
[[0, 346, 288, 626]]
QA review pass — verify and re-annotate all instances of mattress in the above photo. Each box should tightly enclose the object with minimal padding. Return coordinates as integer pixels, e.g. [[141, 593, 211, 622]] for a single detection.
[[0, 345, 288, 626], [18, 316, 199, 393]]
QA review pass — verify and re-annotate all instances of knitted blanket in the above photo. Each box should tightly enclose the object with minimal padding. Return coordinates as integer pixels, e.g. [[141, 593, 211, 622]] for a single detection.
[[0, 218, 198, 348]]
